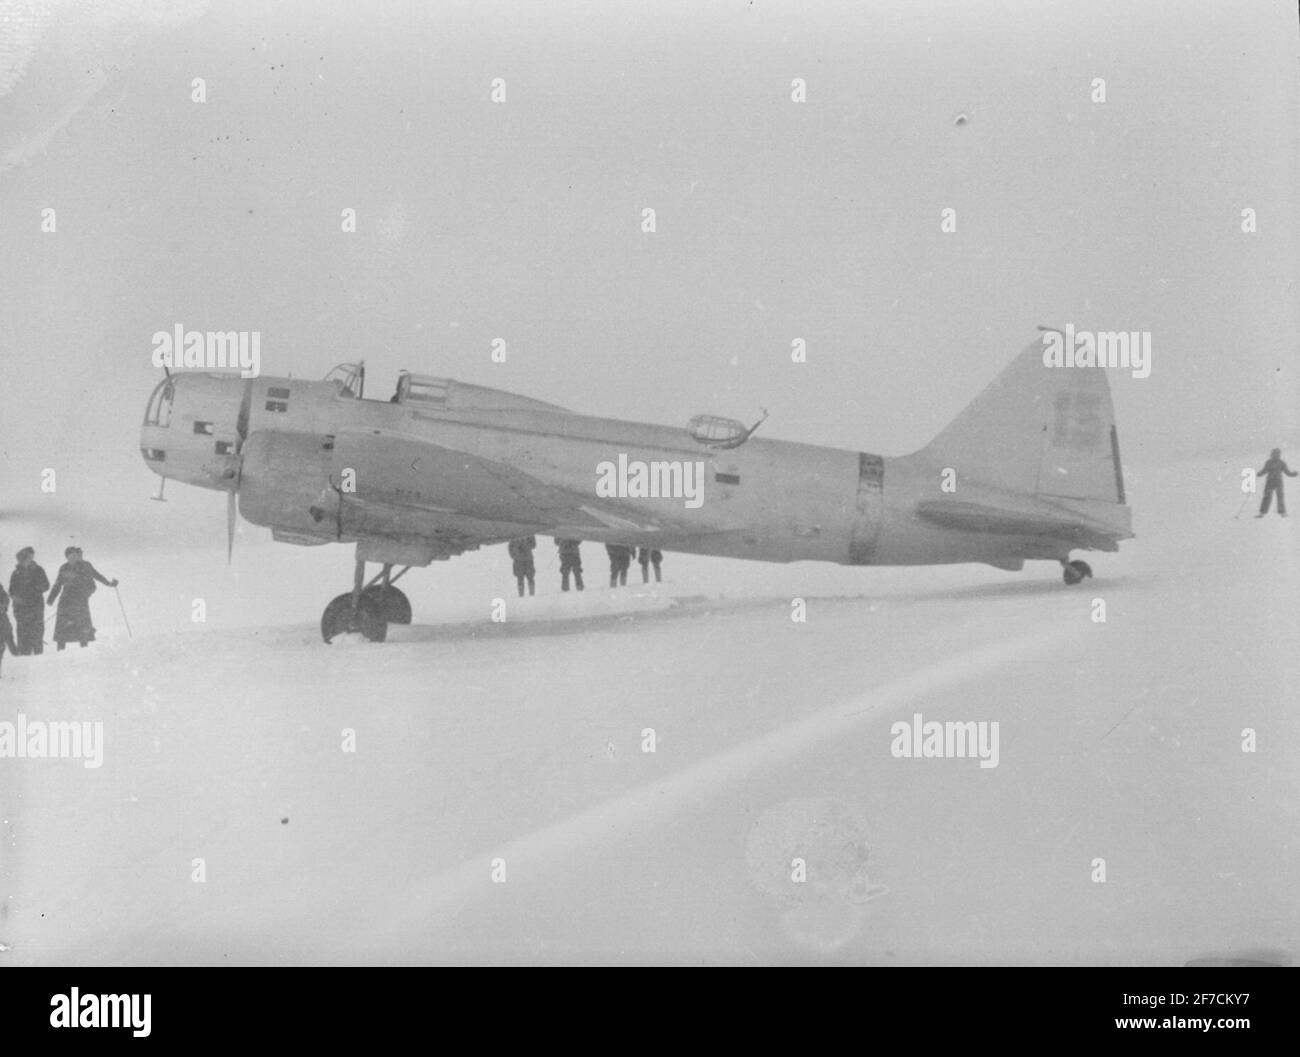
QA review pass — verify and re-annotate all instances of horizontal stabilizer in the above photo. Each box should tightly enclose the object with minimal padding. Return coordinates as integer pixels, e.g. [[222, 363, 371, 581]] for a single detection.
[[915, 498, 1127, 551]]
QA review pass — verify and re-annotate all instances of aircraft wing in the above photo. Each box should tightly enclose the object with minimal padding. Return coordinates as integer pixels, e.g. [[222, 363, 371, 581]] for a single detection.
[[914, 497, 1131, 552], [331, 428, 697, 539]]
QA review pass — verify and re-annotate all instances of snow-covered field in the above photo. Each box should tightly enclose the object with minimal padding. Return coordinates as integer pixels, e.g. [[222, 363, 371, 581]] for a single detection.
[[1, 454, 1296, 965]]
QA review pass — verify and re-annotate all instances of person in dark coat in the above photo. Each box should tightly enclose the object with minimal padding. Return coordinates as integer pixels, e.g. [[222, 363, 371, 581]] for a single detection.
[[1256, 448, 1297, 517], [637, 547, 663, 583], [9, 547, 50, 655], [605, 543, 634, 587], [0, 582, 18, 677], [555, 538, 584, 592], [47, 547, 118, 649], [508, 536, 537, 597]]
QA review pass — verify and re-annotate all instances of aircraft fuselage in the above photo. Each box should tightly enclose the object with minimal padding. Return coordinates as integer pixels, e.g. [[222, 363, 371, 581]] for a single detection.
[[140, 367, 1122, 572]]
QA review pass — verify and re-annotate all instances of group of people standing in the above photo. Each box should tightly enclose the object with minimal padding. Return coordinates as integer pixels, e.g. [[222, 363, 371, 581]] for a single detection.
[[506, 537, 664, 597], [0, 546, 119, 675], [602, 544, 662, 588]]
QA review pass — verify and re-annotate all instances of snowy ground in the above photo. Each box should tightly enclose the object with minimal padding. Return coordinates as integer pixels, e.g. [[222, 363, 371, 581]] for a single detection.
[[1, 454, 1296, 965]]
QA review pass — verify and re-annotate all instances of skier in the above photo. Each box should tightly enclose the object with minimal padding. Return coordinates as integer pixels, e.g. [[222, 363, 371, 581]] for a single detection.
[[556, 538, 584, 592], [605, 543, 634, 587], [9, 546, 50, 655], [1256, 448, 1297, 517], [47, 546, 118, 650], [507, 536, 537, 597], [637, 547, 663, 583], [0, 581, 18, 677]]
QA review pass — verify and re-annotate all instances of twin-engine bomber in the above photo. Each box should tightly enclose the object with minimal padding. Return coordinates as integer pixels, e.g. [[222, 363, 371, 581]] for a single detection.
[[139, 333, 1133, 642]]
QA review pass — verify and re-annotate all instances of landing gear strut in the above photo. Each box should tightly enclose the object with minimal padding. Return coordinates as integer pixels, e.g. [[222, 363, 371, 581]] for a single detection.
[[362, 564, 412, 624], [322, 559, 403, 643], [1061, 559, 1093, 586]]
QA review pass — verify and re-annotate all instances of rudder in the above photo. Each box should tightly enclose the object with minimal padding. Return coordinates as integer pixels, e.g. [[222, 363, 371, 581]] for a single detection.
[[920, 332, 1126, 504]]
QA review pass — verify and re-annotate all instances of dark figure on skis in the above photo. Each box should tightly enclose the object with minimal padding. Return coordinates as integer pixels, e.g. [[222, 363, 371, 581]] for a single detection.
[[556, 538, 584, 592], [508, 536, 537, 597], [47, 547, 118, 650], [637, 547, 663, 583], [9, 546, 50, 655], [605, 543, 634, 587], [1256, 448, 1297, 517], [0, 582, 18, 677]]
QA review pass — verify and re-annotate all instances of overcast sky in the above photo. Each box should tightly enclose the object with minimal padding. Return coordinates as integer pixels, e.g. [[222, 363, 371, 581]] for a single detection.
[[1, 0, 1297, 533]]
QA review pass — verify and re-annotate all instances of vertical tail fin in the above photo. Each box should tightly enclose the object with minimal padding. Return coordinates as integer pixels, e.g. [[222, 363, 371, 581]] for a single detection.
[[920, 332, 1127, 505]]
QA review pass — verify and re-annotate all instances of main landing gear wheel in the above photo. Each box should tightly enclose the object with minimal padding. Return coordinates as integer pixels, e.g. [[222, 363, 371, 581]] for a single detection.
[[1061, 559, 1093, 586], [362, 584, 412, 624], [321, 593, 388, 643]]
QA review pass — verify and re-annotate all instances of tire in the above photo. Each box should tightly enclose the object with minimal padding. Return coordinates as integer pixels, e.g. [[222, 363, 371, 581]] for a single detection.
[[321, 592, 389, 643], [353, 594, 388, 642], [362, 584, 412, 624], [1062, 560, 1092, 585]]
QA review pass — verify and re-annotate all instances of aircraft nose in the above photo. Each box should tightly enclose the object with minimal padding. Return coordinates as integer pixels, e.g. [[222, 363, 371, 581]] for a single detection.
[[139, 372, 250, 491]]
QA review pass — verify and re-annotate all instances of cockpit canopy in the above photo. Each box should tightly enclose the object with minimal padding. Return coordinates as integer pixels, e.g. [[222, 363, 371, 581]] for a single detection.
[[324, 362, 365, 398], [397, 372, 451, 405], [394, 372, 568, 413]]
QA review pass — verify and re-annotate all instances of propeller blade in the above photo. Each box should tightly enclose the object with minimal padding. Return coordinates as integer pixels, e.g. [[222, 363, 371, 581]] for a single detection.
[[224, 441, 244, 562], [226, 488, 237, 563]]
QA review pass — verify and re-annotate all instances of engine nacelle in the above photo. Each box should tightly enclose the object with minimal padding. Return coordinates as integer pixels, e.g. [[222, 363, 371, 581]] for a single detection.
[[237, 431, 338, 535], [237, 430, 482, 561]]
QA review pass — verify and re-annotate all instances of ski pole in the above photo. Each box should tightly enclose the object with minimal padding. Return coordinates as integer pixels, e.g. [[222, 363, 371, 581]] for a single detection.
[[113, 584, 133, 638], [1232, 493, 1251, 519]]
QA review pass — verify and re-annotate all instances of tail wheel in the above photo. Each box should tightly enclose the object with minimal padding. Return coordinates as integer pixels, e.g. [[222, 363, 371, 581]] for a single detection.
[[321, 593, 389, 643], [363, 584, 412, 624], [1062, 560, 1093, 586]]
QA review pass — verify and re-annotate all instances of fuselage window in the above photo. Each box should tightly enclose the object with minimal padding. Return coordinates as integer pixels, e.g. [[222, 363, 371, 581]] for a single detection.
[[265, 386, 290, 413], [193, 421, 214, 435], [145, 379, 174, 427]]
